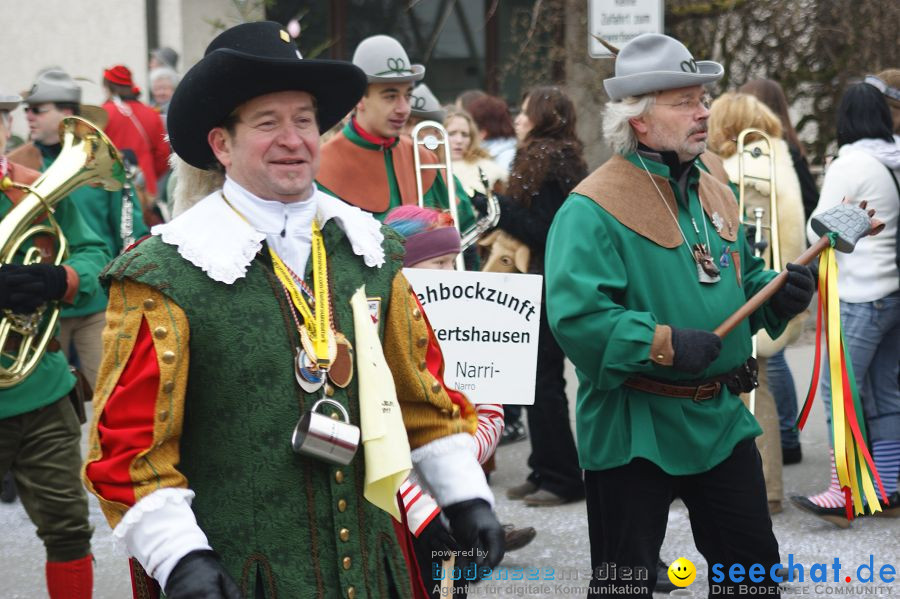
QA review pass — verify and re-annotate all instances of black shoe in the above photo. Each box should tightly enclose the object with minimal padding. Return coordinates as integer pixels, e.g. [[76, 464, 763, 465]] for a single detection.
[[782, 445, 802, 465], [873, 491, 900, 517], [789, 495, 851, 528], [655, 559, 676, 594], [499, 421, 527, 445], [0, 472, 16, 504]]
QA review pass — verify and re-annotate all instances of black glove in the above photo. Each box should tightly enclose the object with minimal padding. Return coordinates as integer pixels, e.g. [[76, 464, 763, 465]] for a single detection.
[[0, 264, 68, 313], [164, 550, 242, 599], [671, 327, 722, 374], [769, 263, 815, 319], [443, 499, 504, 569], [469, 192, 488, 215], [418, 513, 458, 558]]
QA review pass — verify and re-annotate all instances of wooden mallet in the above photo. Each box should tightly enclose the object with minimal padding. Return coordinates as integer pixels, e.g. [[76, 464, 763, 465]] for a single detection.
[[714, 200, 884, 339]]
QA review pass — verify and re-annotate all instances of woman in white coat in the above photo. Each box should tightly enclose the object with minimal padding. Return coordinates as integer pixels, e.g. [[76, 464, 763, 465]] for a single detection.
[[792, 83, 900, 526], [708, 92, 808, 515]]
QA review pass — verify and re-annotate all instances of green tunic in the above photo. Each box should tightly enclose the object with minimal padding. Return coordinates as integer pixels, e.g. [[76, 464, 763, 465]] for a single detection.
[[545, 152, 788, 475], [318, 122, 477, 231], [0, 192, 110, 419], [37, 144, 149, 317]]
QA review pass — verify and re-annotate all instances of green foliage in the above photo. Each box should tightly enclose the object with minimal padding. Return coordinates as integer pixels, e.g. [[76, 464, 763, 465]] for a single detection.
[[666, 0, 900, 164]]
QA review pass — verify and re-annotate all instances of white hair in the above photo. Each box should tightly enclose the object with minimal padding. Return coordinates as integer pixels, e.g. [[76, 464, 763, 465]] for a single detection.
[[149, 66, 179, 86], [602, 95, 655, 155]]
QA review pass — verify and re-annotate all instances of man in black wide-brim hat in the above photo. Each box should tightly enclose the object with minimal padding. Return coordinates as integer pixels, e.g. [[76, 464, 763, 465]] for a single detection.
[[84, 21, 503, 599]]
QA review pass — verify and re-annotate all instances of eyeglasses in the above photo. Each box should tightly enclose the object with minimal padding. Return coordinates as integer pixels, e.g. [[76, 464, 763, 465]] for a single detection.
[[24, 105, 53, 115], [656, 95, 712, 112]]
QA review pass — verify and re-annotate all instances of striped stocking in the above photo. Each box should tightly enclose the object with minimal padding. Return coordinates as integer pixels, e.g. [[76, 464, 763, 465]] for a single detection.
[[873, 440, 900, 499], [806, 449, 845, 508]]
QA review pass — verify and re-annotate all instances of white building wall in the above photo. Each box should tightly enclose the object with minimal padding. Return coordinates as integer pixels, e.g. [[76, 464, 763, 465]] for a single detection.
[[3, 0, 262, 141]]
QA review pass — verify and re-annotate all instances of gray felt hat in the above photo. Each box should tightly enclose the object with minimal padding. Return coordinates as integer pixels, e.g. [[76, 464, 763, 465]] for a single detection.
[[24, 69, 81, 104], [353, 35, 425, 84], [410, 83, 445, 121], [151, 47, 179, 71], [0, 89, 21, 111], [603, 33, 723, 101]]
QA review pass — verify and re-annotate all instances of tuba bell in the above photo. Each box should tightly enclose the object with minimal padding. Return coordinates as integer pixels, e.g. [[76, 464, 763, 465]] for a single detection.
[[0, 116, 124, 388]]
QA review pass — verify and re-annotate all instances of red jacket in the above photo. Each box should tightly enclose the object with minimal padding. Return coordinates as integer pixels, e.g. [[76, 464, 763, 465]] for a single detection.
[[103, 98, 169, 196]]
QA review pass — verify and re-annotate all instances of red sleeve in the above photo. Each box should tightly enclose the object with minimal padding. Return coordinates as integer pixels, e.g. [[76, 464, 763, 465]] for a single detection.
[[85, 318, 161, 507]]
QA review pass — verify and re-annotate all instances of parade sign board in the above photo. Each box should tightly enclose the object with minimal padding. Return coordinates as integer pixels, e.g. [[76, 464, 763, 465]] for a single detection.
[[403, 269, 542, 405], [588, 0, 664, 57]]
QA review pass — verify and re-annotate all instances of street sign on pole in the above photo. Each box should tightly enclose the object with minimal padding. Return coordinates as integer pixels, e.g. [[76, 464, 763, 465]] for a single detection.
[[588, 0, 664, 57]]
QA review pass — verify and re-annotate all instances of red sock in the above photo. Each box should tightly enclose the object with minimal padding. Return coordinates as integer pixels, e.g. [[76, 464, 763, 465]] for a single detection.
[[46, 555, 93, 599]]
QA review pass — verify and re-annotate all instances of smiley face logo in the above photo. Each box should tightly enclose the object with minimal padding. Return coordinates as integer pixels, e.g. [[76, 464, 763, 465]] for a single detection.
[[667, 557, 696, 587]]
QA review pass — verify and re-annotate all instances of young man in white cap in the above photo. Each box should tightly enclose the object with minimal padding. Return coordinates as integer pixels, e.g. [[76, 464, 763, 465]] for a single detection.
[[0, 86, 110, 599], [83, 21, 503, 599], [13, 68, 148, 387], [317, 35, 476, 233], [544, 33, 816, 597]]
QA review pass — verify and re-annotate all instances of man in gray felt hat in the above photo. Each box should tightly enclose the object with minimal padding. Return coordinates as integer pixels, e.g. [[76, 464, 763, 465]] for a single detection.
[[11, 67, 147, 390], [317, 35, 476, 233], [404, 82, 446, 134], [544, 33, 815, 597]]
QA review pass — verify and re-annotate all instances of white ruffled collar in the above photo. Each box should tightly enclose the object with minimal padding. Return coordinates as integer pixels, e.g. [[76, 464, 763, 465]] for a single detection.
[[152, 180, 385, 284]]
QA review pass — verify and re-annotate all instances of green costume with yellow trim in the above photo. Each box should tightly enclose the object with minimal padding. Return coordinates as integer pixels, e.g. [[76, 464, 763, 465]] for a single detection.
[[545, 151, 790, 475]]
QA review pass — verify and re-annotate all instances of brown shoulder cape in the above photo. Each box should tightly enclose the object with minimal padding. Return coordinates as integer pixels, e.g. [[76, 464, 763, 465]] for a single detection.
[[317, 131, 438, 214], [571, 154, 739, 247], [7, 142, 43, 172]]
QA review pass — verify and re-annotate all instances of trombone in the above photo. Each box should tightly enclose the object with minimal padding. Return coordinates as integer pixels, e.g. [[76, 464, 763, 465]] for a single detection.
[[412, 120, 502, 269], [412, 120, 464, 270], [736, 127, 780, 415]]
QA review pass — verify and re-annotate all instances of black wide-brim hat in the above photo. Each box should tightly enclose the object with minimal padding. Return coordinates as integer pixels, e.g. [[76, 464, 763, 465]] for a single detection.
[[168, 21, 367, 170]]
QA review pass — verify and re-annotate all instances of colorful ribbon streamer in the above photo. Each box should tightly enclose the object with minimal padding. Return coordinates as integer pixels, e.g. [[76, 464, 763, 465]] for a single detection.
[[795, 235, 887, 519]]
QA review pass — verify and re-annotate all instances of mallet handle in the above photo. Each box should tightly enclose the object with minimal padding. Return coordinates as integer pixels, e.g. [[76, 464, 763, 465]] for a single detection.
[[714, 235, 831, 338]]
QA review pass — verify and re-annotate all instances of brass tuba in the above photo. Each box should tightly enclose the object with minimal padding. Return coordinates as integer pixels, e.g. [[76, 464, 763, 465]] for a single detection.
[[0, 117, 123, 388]]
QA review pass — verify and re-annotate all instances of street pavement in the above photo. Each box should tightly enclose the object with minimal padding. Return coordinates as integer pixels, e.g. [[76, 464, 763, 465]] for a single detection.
[[1, 340, 898, 598]]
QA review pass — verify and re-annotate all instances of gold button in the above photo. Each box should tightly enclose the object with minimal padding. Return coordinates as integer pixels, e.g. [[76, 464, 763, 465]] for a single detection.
[[418, 360, 427, 371], [335, 470, 344, 484], [143, 298, 156, 310], [656, 354, 665, 361], [330, 411, 341, 421], [412, 308, 422, 320], [162, 381, 175, 393], [339, 528, 350, 542], [347, 586, 356, 599], [153, 326, 168, 339], [161, 351, 176, 364], [337, 499, 347, 512], [342, 556, 351, 570], [158, 410, 169, 422], [325, 383, 335, 397], [431, 380, 442, 393], [416, 337, 427, 348]]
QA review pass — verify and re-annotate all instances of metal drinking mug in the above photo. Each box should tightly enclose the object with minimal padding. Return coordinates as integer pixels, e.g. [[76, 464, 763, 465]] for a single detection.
[[291, 398, 360, 465]]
